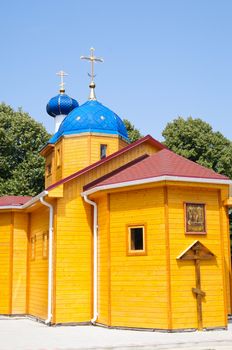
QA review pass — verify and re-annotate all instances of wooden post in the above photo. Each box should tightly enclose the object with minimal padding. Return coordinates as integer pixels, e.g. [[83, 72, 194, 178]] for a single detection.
[[195, 258, 203, 329], [177, 241, 214, 331], [193, 244, 204, 330]]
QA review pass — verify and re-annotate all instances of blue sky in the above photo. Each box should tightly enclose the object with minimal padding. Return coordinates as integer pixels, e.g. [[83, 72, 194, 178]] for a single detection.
[[1, 0, 232, 141]]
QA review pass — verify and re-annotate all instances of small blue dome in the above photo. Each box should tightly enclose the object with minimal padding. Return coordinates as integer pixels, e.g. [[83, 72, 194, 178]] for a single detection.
[[46, 93, 79, 117], [48, 100, 128, 144]]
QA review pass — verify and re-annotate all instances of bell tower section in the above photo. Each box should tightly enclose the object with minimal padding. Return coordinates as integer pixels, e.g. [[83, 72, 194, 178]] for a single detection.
[[41, 49, 129, 188]]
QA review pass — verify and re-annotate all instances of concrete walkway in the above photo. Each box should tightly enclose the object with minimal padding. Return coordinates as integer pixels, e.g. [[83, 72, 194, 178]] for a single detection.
[[1, 317, 232, 350]]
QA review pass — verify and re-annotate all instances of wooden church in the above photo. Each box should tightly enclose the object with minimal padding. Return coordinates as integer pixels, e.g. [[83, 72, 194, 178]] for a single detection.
[[0, 49, 232, 331]]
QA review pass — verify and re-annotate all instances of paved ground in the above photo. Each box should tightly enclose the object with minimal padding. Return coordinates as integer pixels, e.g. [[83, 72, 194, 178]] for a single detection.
[[1, 317, 232, 350]]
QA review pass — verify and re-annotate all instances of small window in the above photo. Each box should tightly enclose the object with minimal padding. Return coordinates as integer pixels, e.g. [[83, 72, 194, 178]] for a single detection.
[[56, 148, 61, 167], [30, 236, 36, 260], [185, 203, 206, 234], [42, 232, 48, 259], [100, 144, 107, 159], [128, 226, 146, 255], [46, 163, 52, 177]]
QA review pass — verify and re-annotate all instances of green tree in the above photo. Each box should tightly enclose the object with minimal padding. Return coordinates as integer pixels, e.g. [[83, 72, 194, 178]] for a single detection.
[[123, 119, 143, 143], [162, 116, 232, 178], [0, 103, 50, 196]]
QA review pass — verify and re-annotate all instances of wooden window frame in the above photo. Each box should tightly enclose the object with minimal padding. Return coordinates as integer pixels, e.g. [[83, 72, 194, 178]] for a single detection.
[[184, 202, 207, 235], [56, 147, 61, 168], [42, 231, 48, 259], [30, 236, 36, 261], [100, 144, 107, 159], [46, 163, 52, 177], [127, 224, 147, 256]]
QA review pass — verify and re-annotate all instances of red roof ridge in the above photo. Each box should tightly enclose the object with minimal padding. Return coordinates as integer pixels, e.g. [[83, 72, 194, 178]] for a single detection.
[[46, 134, 165, 191], [83, 154, 149, 191], [83, 147, 229, 191]]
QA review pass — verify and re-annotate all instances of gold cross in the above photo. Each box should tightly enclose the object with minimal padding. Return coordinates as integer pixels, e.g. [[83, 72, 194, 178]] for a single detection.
[[56, 70, 68, 93], [80, 48, 104, 84]]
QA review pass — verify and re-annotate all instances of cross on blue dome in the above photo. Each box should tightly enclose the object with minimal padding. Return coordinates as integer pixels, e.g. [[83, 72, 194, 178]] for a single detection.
[[47, 50, 129, 144], [46, 70, 79, 117]]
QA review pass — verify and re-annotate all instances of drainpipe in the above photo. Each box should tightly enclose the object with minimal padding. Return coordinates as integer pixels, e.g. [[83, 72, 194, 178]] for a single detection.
[[83, 194, 98, 324], [40, 197, 54, 325]]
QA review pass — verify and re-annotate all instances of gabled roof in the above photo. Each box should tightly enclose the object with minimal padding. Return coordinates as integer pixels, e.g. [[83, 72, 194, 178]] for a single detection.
[[0, 195, 32, 207], [176, 240, 215, 260], [46, 135, 165, 191], [83, 148, 230, 193]]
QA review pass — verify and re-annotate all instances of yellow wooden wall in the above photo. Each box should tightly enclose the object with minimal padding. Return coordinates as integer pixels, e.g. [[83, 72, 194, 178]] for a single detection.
[[95, 184, 230, 330], [166, 185, 227, 330], [45, 150, 55, 188], [12, 213, 28, 314], [55, 140, 63, 181], [107, 188, 168, 329], [45, 141, 62, 188], [28, 207, 49, 320], [89, 135, 126, 164], [54, 181, 93, 323], [118, 137, 128, 150], [220, 189, 231, 315], [97, 194, 110, 325], [62, 134, 126, 179], [62, 136, 89, 178], [0, 213, 12, 314], [0, 212, 29, 315], [168, 187, 228, 329]]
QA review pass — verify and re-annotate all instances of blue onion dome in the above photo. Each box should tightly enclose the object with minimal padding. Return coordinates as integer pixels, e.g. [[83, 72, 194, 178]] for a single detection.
[[48, 100, 129, 144], [46, 93, 79, 117]]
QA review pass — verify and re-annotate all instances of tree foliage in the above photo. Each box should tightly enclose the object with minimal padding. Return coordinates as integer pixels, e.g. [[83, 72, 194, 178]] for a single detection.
[[162, 116, 232, 179], [123, 119, 143, 143], [0, 103, 50, 196]]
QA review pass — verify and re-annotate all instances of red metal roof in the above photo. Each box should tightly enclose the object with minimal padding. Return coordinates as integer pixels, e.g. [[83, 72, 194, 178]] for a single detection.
[[84, 149, 229, 190], [0, 195, 32, 207], [46, 134, 165, 191]]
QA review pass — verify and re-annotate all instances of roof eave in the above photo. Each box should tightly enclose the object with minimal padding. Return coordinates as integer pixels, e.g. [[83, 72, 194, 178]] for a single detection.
[[81, 175, 232, 197], [40, 143, 55, 157], [0, 191, 48, 210]]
